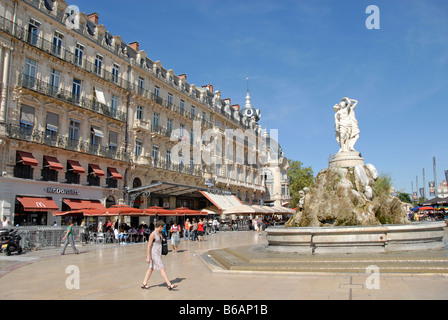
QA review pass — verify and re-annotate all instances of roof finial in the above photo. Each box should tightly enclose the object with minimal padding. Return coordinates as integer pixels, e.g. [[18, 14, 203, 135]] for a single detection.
[[246, 73, 249, 93]]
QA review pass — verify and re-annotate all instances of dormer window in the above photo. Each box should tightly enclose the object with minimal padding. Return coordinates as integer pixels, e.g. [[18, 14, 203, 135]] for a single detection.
[[44, 0, 55, 11], [105, 32, 113, 46], [86, 19, 96, 36]]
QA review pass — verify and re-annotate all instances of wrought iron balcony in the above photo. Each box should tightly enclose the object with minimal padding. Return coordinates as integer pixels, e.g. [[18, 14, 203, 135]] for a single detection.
[[18, 74, 126, 122], [4, 123, 131, 162]]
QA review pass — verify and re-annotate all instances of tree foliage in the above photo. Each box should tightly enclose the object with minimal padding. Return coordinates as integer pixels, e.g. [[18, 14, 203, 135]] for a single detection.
[[396, 192, 412, 204], [287, 160, 314, 208]]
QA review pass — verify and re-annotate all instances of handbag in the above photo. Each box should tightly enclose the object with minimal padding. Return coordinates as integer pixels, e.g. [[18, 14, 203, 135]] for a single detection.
[[161, 233, 168, 255]]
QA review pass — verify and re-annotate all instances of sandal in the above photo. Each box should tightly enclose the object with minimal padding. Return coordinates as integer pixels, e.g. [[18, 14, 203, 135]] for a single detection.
[[141, 284, 150, 290], [167, 284, 178, 290]]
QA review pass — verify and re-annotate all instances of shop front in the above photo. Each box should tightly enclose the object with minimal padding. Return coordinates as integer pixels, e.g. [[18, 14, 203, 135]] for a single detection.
[[0, 177, 114, 227]]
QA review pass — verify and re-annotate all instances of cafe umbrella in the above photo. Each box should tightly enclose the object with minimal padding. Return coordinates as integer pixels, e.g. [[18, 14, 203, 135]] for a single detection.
[[172, 207, 203, 216], [82, 205, 152, 217], [145, 206, 173, 216]]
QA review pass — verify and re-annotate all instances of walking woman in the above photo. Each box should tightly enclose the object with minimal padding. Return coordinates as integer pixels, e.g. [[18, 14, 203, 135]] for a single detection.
[[197, 219, 205, 242], [141, 220, 178, 290], [170, 222, 181, 253]]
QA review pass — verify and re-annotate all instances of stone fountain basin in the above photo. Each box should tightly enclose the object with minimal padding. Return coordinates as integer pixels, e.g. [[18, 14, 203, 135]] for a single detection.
[[266, 222, 446, 254]]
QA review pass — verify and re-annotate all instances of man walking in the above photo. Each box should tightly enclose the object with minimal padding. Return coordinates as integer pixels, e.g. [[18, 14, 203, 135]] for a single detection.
[[61, 220, 80, 255]]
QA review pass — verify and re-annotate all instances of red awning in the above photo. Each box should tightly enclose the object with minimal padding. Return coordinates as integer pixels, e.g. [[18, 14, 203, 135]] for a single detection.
[[89, 164, 105, 176], [83, 207, 151, 217], [17, 151, 38, 166], [107, 167, 123, 179], [63, 199, 105, 210], [171, 207, 202, 215], [44, 156, 63, 171], [67, 160, 85, 174], [17, 196, 59, 212]]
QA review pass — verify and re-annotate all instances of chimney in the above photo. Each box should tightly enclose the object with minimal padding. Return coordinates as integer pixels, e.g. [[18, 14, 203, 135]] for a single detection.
[[223, 98, 231, 106], [178, 74, 187, 81], [231, 104, 240, 111], [129, 41, 139, 51], [202, 83, 214, 92], [87, 13, 99, 24]]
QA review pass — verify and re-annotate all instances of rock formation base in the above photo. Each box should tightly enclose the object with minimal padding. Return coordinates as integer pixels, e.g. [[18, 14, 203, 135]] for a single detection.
[[286, 163, 409, 227]]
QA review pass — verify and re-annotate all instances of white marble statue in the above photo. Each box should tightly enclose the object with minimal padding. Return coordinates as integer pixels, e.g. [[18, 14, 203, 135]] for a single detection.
[[334, 97, 360, 153]]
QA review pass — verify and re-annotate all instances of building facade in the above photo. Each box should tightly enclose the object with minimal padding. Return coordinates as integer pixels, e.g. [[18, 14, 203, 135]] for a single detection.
[[437, 180, 447, 199], [261, 130, 291, 208], [0, 0, 289, 226]]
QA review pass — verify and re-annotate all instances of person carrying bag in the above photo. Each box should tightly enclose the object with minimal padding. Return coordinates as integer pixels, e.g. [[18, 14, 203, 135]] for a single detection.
[[141, 220, 177, 290]]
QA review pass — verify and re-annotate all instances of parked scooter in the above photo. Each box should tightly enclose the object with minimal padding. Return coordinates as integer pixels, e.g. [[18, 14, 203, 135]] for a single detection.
[[0, 228, 23, 256]]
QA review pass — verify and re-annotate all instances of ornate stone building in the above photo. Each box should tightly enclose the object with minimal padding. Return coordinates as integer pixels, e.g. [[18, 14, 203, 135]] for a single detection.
[[0, 0, 288, 226]]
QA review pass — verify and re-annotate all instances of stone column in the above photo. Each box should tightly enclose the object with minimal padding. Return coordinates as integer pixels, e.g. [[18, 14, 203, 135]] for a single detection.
[[0, 43, 11, 123]]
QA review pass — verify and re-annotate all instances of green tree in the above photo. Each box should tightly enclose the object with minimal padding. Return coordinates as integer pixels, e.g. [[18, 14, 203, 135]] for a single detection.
[[288, 160, 314, 208], [396, 192, 412, 204]]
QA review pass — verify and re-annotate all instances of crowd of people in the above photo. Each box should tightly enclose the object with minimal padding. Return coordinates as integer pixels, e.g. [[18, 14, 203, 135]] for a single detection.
[[75, 217, 223, 246], [69, 214, 291, 248], [408, 210, 447, 223]]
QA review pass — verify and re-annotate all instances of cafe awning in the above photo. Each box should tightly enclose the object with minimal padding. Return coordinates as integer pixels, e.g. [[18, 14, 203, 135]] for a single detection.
[[272, 206, 295, 214], [223, 204, 259, 215], [200, 206, 220, 215], [171, 207, 204, 216], [63, 199, 105, 210], [251, 205, 275, 215], [199, 190, 242, 213], [17, 196, 59, 212], [129, 181, 207, 197], [83, 206, 151, 217]]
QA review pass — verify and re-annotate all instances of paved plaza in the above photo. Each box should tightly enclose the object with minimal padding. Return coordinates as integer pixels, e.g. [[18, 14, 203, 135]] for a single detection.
[[0, 230, 447, 300]]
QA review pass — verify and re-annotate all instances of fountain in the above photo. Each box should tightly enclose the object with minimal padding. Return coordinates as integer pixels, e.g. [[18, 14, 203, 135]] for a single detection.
[[266, 97, 446, 254]]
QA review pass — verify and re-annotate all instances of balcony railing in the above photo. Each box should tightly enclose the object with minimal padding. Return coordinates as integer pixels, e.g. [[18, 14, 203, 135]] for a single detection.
[[133, 155, 202, 177], [0, 16, 132, 91], [18, 74, 126, 122], [4, 123, 131, 162], [0, 15, 249, 131]]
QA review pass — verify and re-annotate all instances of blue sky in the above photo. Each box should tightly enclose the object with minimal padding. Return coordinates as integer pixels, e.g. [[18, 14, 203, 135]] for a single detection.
[[69, 0, 448, 196]]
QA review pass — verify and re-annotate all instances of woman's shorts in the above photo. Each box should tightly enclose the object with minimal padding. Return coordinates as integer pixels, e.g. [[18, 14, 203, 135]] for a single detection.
[[198, 231, 204, 236]]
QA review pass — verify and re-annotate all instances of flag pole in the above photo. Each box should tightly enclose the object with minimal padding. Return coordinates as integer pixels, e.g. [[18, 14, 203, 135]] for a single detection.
[[433, 156, 438, 198], [422, 168, 426, 200]]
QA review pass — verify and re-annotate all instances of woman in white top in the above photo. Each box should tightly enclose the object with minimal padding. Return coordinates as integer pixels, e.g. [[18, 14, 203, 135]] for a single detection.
[[141, 220, 178, 290]]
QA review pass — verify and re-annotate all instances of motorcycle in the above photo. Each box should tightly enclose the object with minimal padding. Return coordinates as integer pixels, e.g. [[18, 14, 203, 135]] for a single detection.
[[0, 228, 23, 256]]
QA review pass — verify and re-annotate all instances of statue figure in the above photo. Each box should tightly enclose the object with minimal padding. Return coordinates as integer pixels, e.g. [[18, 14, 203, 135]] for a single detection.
[[334, 97, 359, 152]]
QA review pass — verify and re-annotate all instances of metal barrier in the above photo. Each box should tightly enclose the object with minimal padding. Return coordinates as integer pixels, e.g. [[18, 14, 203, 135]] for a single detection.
[[219, 220, 250, 231], [15, 226, 85, 251]]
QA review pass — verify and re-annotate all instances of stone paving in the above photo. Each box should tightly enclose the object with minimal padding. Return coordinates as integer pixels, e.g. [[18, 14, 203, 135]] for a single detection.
[[0, 230, 447, 300]]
